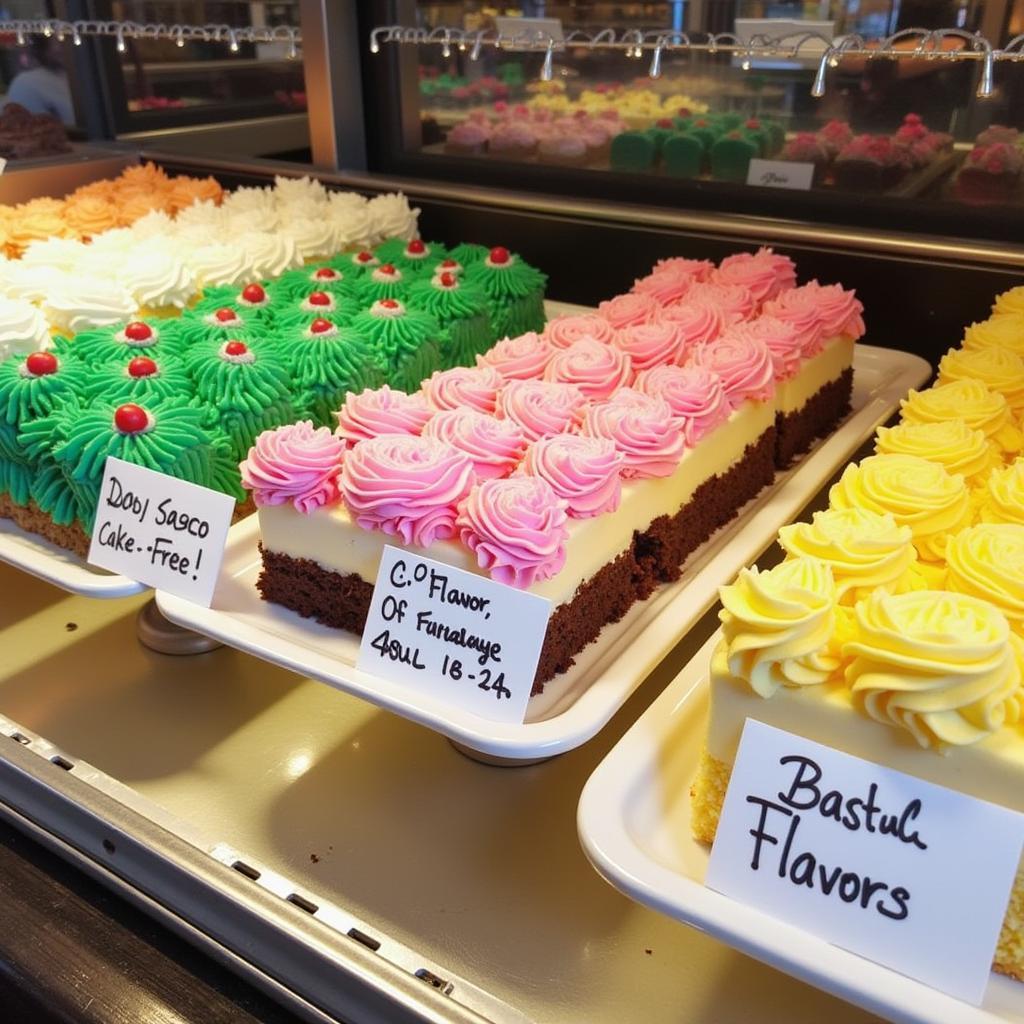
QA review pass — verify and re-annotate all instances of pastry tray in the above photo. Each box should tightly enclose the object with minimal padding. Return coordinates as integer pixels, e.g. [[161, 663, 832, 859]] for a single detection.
[[577, 632, 1024, 1024], [155, 344, 930, 761]]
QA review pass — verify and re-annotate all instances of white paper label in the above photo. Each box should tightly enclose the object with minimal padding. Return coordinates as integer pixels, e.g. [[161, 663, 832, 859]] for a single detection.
[[356, 546, 551, 724], [746, 159, 815, 190], [706, 720, 1024, 1004], [87, 456, 234, 605], [0, 158, 7, 176]]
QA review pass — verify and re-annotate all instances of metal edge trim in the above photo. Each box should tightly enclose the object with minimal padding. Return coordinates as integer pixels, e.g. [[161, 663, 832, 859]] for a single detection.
[[136, 149, 1024, 270]]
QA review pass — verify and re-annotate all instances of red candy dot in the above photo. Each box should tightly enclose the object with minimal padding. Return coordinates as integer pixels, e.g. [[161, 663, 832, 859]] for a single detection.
[[214, 308, 237, 323], [309, 317, 334, 334], [438, 272, 456, 287], [307, 291, 331, 306], [406, 239, 426, 254], [488, 246, 510, 265], [379, 263, 396, 275], [124, 321, 153, 342], [379, 298, 400, 309], [656, 117, 674, 129], [224, 340, 248, 356], [314, 267, 338, 280], [356, 251, 374, 263], [440, 259, 458, 269], [26, 351, 58, 376], [127, 356, 158, 378], [114, 404, 149, 434], [241, 283, 266, 303]]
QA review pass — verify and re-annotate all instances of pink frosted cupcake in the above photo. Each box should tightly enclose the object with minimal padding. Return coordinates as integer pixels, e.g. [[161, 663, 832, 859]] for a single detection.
[[489, 121, 539, 161], [445, 121, 489, 157]]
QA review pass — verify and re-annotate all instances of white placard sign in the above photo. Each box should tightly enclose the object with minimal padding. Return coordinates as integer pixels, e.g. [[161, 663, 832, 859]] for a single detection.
[[706, 720, 1024, 1004], [746, 158, 815, 190], [0, 158, 7, 176], [87, 456, 234, 605], [356, 546, 551, 724]]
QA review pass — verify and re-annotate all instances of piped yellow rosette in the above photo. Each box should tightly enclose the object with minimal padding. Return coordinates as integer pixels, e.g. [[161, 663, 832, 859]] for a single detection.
[[899, 379, 1023, 457], [945, 523, 1024, 635], [827, 454, 970, 567], [713, 557, 840, 699], [874, 418, 999, 486], [844, 589, 1023, 749], [993, 285, 1024, 318], [977, 458, 1024, 526], [962, 314, 1024, 358], [937, 345, 1024, 416]]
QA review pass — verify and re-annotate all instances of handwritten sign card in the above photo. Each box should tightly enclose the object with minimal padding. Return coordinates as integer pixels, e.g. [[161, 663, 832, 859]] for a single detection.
[[746, 158, 815, 191], [706, 720, 1024, 1004], [356, 546, 551, 724], [87, 456, 234, 605]]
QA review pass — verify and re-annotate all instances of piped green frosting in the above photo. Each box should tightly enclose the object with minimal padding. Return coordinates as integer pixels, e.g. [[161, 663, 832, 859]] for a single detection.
[[0, 355, 87, 426]]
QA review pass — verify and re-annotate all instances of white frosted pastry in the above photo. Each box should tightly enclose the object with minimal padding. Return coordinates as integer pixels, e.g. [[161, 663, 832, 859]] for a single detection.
[[19, 236, 87, 273], [119, 244, 196, 311], [42, 276, 137, 335], [0, 298, 51, 358], [185, 243, 251, 288], [366, 192, 419, 244], [0, 259, 55, 303], [273, 174, 327, 206], [283, 218, 339, 262], [238, 231, 300, 279]]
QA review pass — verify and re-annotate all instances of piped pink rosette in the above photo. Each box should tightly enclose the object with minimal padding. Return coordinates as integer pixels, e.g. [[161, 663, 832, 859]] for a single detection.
[[240, 421, 344, 514], [581, 389, 686, 479], [596, 292, 659, 330], [652, 256, 714, 281], [713, 248, 797, 305], [541, 313, 617, 349], [688, 332, 776, 409], [630, 267, 696, 306], [654, 299, 726, 353], [456, 476, 569, 589], [422, 365, 503, 414], [422, 408, 528, 480], [518, 434, 623, 518], [476, 331, 554, 380], [614, 321, 687, 373], [496, 379, 588, 441], [684, 282, 757, 325], [804, 280, 866, 340], [762, 283, 826, 357], [726, 315, 804, 380], [634, 365, 730, 447], [338, 435, 475, 547], [335, 386, 432, 449], [543, 337, 633, 400]]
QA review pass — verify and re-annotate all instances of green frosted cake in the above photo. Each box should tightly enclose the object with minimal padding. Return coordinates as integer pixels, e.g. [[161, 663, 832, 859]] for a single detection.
[[373, 237, 448, 273], [463, 246, 547, 339], [57, 319, 188, 365], [407, 271, 492, 369], [349, 299, 442, 392]]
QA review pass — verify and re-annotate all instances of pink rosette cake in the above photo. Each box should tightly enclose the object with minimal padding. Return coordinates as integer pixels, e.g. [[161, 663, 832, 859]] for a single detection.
[[422, 408, 528, 480], [655, 299, 727, 352], [688, 333, 776, 408], [476, 331, 554, 380], [685, 282, 757, 326], [712, 247, 797, 305], [422, 365, 503, 414], [456, 476, 569, 589], [519, 434, 623, 518], [651, 256, 714, 281], [597, 292, 659, 330], [726, 316, 804, 380], [541, 313, 617, 349], [240, 421, 344, 514], [803, 281, 866, 341], [338, 435, 475, 547], [543, 337, 633, 400], [614, 321, 688, 372], [634, 365, 730, 446], [761, 284, 826, 357], [335, 386, 432, 448], [496, 379, 588, 441], [581, 389, 686, 479], [631, 267, 696, 306]]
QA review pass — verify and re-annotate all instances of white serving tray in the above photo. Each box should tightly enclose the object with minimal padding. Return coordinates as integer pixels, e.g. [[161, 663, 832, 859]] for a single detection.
[[156, 344, 930, 761], [577, 632, 1024, 1024], [0, 518, 146, 598]]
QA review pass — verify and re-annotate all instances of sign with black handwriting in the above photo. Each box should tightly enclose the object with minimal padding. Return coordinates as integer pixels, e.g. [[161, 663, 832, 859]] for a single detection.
[[87, 456, 234, 605], [706, 720, 1024, 1004], [356, 546, 551, 724], [746, 158, 815, 190]]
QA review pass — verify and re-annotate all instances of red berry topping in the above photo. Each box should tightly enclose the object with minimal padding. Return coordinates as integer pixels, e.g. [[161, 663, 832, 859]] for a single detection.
[[307, 291, 331, 306], [379, 263, 396, 275], [309, 317, 334, 334], [123, 321, 153, 342], [656, 117, 674, 129], [488, 246, 510, 265], [440, 259, 458, 269], [224, 340, 248, 356], [114, 404, 150, 434], [214, 308, 237, 323], [127, 356, 158, 378], [406, 239, 426, 254], [314, 267, 338, 280], [379, 298, 400, 309], [25, 351, 58, 376], [241, 283, 266, 304], [356, 251, 374, 263], [745, 118, 761, 129], [438, 271, 457, 287]]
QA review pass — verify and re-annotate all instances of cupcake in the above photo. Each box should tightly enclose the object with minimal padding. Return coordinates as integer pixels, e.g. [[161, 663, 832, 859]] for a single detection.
[[407, 271, 493, 369], [350, 299, 442, 392], [463, 246, 547, 338]]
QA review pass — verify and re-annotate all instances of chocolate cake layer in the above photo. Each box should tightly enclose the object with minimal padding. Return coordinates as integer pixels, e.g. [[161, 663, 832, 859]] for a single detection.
[[0, 496, 90, 557], [775, 367, 854, 468], [257, 426, 778, 694]]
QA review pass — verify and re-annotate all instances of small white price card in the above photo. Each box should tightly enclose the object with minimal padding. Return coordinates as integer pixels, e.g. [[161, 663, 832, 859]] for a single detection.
[[356, 546, 551, 724], [746, 158, 815, 190], [706, 720, 1024, 1004], [87, 456, 234, 605]]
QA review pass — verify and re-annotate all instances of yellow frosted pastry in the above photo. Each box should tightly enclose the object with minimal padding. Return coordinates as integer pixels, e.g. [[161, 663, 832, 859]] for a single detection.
[[713, 557, 839, 699], [900, 379, 1023, 457], [946, 523, 1024, 635], [963, 314, 1024, 358], [828, 454, 971, 563], [845, 589, 1022, 749], [993, 285, 1024, 318], [778, 507, 917, 604], [937, 345, 1024, 415], [977, 459, 1024, 526], [874, 418, 999, 485]]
